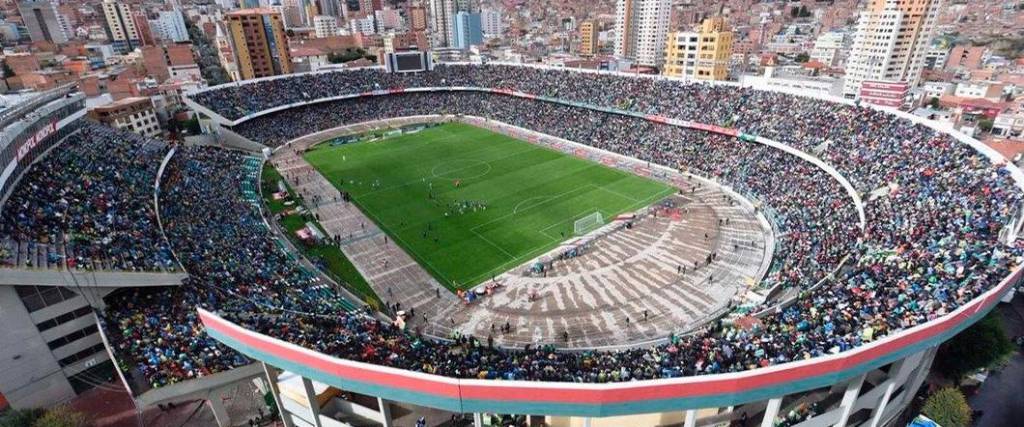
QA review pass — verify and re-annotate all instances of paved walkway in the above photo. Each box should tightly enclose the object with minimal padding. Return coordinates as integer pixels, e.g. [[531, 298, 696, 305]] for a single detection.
[[269, 128, 770, 349]]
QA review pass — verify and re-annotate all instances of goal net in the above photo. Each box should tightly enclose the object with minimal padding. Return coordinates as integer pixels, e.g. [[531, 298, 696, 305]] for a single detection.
[[573, 212, 604, 236]]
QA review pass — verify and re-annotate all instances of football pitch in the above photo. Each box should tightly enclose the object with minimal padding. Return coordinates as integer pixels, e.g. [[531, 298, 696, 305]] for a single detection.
[[304, 123, 675, 289]]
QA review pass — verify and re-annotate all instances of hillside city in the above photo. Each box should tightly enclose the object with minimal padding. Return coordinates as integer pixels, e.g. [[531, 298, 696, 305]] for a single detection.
[[1, 0, 1024, 157]]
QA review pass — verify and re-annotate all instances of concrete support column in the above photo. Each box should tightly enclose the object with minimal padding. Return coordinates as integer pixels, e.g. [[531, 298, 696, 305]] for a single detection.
[[835, 373, 866, 427], [474, 412, 484, 427], [869, 351, 921, 427], [302, 377, 324, 427], [208, 395, 231, 427], [868, 382, 897, 427], [684, 409, 697, 427], [377, 397, 393, 427], [262, 362, 294, 427], [761, 397, 782, 427], [583, 417, 593, 427]]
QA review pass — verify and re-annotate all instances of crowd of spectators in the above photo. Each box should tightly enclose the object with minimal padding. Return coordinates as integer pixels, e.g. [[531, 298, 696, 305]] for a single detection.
[[103, 146, 347, 388], [11, 63, 1017, 389], [0, 122, 177, 271], [183, 64, 1023, 383]]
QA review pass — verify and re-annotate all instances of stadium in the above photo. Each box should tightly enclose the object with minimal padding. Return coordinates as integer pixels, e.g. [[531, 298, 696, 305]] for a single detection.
[[0, 62, 1022, 427]]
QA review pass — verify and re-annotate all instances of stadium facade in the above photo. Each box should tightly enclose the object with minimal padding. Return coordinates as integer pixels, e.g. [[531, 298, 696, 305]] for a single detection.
[[0, 64, 1021, 427]]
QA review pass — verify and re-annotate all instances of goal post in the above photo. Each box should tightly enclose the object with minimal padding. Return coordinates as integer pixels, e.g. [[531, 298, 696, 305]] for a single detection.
[[573, 211, 604, 236]]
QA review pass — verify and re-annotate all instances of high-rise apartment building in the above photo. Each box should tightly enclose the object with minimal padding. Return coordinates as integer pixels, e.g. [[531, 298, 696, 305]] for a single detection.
[[409, 6, 428, 31], [428, 0, 455, 47], [102, 0, 142, 53], [842, 0, 941, 98], [663, 16, 732, 81], [614, 0, 670, 67], [18, 0, 68, 44], [453, 11, 482, 49], [150, 9, 189, 43], [313, 15, 339, 38], [480, 8, 501, 38], [579, 20, 598, 57], [428, 0, 475, 48], [225, 8, 293, 80]]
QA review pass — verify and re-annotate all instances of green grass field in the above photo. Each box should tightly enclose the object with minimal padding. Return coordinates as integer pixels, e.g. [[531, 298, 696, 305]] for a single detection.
[[304, 123, 675, 289]]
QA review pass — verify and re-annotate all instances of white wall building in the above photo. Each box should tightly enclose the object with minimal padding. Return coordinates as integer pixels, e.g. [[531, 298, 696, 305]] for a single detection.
[[810, 31, 845, 67], [150, 9, 189, 43], [480, 8, 502, 38], [614, 0, 670, 67], [313, 15, 338, 38], [350, 16, 376, 35], [954, 81, 1005, 101], [842, 0, 941, 98]]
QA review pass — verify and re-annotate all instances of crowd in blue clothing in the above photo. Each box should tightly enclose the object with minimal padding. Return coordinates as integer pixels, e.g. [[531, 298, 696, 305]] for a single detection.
[[0, 122, 177, 271]]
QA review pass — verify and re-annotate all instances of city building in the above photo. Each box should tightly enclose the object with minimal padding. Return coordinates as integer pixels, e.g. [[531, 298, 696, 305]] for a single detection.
[[102, 0, 143, 53], [453, 11, 482, 50], [579, 20, 598, 57], [88, 96, 161, 137], [843, 0, 941, 98], [132, 11, 156, 47], [480, 8, 501, 38], [663, 31, 698, 78], [921, 81, 955, 101], [214, 23, 240, 81], [350, 16, 376, 34], [374, 9, 403, 31], [17, 0, 69, 44], [954, 81, 1005, 101], [992, 111, 1024, 140], [945, 45, 986, 71], [614, 0, 671, 68], [141, 44, 196, 83], [313, 15, 339, 38], [663, 16, 732, 81], [150, 9, 189, 43], [409, 6, 427, 32], [810, 31, 845, 68], [225, 8, 293, 80], [428, 0, 456, 47]]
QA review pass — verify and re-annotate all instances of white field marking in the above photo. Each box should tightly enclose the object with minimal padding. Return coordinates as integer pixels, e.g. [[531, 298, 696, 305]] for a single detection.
[[537, 208, 609, 240], [468, 184, 598, 233], [354, 144, 537, 198], [513, 196, 553, 214], [430, 159, 493, 180], [470, 228, 517, 260], [458, 184, 673, 285]]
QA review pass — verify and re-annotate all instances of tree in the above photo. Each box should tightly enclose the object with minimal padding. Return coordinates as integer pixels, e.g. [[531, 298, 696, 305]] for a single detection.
[[1, 60, 14, 78], [0, 409, 45, 427], [978, 118, 995, 133], [31, 406, 88, 427], [795, 53, 810, 63], [934, 311, 1012, 381], [928, 96, 940, 109], [922, 387, 972, 427]]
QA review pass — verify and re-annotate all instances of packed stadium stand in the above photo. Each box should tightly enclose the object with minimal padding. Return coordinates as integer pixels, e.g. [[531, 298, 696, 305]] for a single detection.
[[0, 63, 1022, 427]]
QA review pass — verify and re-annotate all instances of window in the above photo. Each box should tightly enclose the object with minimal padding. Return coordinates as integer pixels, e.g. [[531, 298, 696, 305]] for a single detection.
[[36, 306, 93, 332], [58, 342, 107, 367], [16, 286, 77, 313], [47, 324, 99, 351]]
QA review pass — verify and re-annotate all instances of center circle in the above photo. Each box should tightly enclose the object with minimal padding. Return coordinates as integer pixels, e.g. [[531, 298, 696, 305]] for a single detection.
[[431, 159, 492, 180]]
